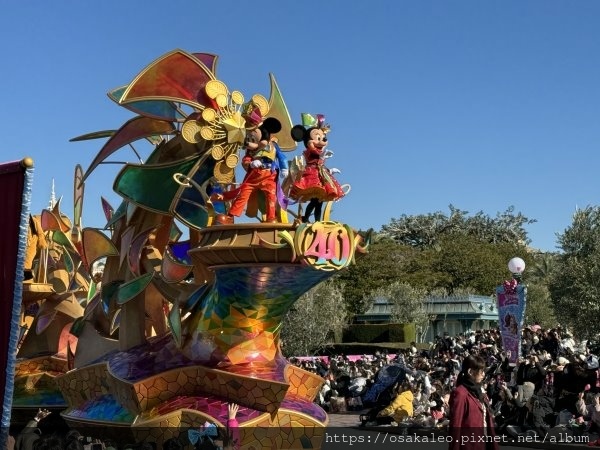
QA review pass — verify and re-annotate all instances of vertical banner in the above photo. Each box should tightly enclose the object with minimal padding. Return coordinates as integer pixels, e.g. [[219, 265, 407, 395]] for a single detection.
[[0, 159, 33, 443], [496, 282, 527, 365]]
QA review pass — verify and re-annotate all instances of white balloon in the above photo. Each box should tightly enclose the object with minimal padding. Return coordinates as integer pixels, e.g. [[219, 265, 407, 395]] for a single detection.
[[508, 257, 525, 274]]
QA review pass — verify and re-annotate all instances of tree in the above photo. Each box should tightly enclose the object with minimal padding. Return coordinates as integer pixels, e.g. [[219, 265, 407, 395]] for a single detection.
[[549, 206, 600, 338], [369, 282, 427, 327], [523, 282, 556, 329], [519, 252, 557, 329], [280, 280, 347, 357], [380, 205, 535, 248], [529, 252, 558, 283], [403, 234, 532, 295], [333, 234, 411, 314]]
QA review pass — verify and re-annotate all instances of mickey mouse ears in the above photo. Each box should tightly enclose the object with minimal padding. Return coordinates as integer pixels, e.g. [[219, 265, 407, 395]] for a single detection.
[[301, 113, 330, 133]]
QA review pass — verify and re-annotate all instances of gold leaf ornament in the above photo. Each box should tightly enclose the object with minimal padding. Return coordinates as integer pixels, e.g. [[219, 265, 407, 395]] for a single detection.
[[225, 153, 239, 168], [181, 119, 202, 143], [205, 80, 228, 99], [202, 108, 217, 122], [211, 145, 224, 160], [214, 161, 234, 183], [251, 94, 269, 116], [231, 91, 244, 105], [215, 94, 228, 108], [200, 126, 215, 140]]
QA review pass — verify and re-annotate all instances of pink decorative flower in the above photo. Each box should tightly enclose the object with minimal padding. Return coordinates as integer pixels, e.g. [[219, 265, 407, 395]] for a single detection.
[[503, 279, 518, 294]]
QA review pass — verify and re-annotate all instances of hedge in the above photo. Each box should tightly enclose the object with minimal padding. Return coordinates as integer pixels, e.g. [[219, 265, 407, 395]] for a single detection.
[[342, 323, 416, 344]]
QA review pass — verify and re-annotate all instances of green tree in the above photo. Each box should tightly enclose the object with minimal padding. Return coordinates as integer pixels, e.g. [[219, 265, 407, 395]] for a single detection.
[[528, 252, 558, 284], [549, 206, 600, 338], [520, 252, 557, 328], [380, 205, 535, 247], [404, 234, 532, 295], [334, 234, 411, 314], [369, 282, 427, 327], [523, 282, 556, 328], [280, 280, 347, 357]]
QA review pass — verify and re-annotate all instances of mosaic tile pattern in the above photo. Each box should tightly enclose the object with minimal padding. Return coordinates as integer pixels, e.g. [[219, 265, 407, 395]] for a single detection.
[[133, 365, 288, 414], [58, 360, 329, 448], [285, 364, 325, 402], [14, 355, 68, 376], [65, 393, 134, 423], [13, 356, 69, 407], [130, 395, 326, 449]]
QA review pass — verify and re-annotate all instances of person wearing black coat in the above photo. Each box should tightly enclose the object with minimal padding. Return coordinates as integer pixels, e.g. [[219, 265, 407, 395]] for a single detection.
[[517, 354, 546, 392]]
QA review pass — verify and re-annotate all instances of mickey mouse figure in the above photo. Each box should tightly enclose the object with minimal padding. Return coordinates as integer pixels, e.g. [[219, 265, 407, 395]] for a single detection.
[[288, 114, 344, 222], [211, 107, 288, 225]]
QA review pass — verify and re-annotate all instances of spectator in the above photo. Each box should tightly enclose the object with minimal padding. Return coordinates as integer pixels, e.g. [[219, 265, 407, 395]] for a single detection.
[[448, 355, 498, 450], [15, 408, 50, 450], [517, 353, 546, 392], [376, 381, 415, 425], [163, 437, 184, 450]]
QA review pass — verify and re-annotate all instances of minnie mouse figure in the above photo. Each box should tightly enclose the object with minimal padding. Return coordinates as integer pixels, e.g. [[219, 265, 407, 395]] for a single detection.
[[211, 105, 288, 225], [288, 114, 345, 222]]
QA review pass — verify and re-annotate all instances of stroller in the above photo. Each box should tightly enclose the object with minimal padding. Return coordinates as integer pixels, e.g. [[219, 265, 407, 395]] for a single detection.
[[360, 364, 407, 426]]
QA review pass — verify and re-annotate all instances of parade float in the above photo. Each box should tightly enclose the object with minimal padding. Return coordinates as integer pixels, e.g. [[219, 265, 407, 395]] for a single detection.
[[29, 49, 370, 448], [12, 188, 89, 416]]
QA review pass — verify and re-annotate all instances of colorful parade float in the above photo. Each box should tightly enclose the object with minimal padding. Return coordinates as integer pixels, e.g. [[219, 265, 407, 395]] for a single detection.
[[12, 190, 89, 416], [20, 49, 370, 448]]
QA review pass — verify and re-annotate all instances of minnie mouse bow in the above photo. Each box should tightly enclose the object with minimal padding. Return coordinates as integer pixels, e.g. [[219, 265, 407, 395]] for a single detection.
[[188, 422, 218, 445]]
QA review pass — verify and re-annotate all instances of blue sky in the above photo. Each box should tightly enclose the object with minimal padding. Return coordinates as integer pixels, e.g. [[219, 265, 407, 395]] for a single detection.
[[2, 1, 600, 253]]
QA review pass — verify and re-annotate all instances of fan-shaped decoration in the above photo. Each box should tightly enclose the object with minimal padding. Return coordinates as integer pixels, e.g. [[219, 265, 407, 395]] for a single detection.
[[101, 197, 114, 223], [182, 78, 272, 183], [36, 311, 57, 335], [83, 116, 177, 182], [192, 52, 219, 74], [101, 280, 122, 316], [82, 292, 101, 320], [114, 155, 201, 215], [119, 49, 215, 111], [161, 250, 193, 283], [116, 273, 154, 305], [110, 309, 121, 335], [127, 227, 157, 277], [106, 202, 127, 230], [119, 226, 135, 269], [108, 86, 184, 122], [167, 240, 192, 265], [51, 230, 77, 253], [70, 130, 116, 142], [81, 228, 119, 270], [267, 73, 296, 151], [171, 158, 215, 231], [168, 299, 182, 348], [74, 164, 84, 231], [41, 209, 70, 233]]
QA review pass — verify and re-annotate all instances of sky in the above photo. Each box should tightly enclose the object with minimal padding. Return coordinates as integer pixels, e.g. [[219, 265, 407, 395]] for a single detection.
[[2, 1, 600, 253]]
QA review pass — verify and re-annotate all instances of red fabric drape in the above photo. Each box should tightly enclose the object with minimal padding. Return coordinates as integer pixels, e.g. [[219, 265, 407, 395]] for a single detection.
[[0, 161, 26, 427]]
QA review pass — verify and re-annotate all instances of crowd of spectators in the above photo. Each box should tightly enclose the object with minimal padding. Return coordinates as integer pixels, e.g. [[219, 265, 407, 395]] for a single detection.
[[290, 325, 600, 443], [8, 325, 600, 448], [9, 404, 240, 450]]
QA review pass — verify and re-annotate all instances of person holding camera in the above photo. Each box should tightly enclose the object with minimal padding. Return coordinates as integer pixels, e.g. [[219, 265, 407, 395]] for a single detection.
[[517, 353, 546, 393], [15, 408, 51, 450]]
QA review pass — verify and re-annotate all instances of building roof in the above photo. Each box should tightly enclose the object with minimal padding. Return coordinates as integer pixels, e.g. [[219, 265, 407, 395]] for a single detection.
[[355, 295, 499, 322]]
